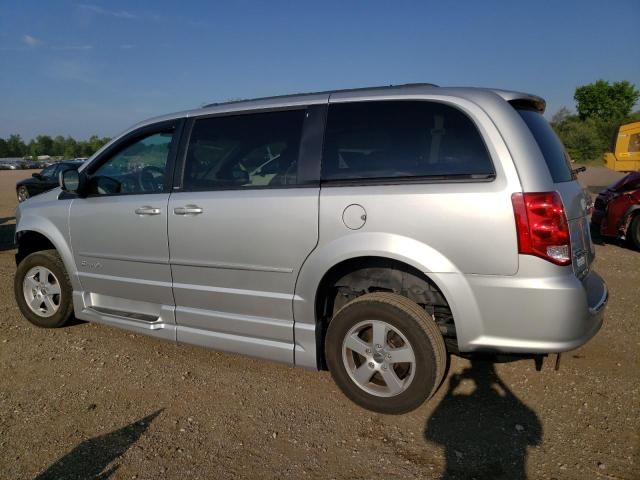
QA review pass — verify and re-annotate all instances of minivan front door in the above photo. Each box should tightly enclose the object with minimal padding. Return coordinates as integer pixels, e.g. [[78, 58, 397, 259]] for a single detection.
[[69, 121, 182, 340], [167, 107, 323, 363]]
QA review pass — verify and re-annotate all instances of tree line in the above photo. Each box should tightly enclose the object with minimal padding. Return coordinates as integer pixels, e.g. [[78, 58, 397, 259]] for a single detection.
[[0, 134, 111, 159], [551, 80, 640, 165]]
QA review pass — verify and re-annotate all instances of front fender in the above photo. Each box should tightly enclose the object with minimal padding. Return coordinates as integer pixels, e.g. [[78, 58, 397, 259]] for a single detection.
[[15, 199, 80, 291]]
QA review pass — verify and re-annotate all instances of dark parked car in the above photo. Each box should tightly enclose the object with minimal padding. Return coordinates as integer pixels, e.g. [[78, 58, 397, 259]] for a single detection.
[[591, 172, 640, 250], [16, 160, 84, 202]]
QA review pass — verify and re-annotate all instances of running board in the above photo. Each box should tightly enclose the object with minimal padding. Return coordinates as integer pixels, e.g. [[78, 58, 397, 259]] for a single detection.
[[88, 306, 160, 323]]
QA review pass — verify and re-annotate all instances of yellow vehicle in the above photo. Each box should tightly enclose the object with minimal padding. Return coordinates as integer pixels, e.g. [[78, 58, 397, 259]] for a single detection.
[[604, 121, 640, 171]]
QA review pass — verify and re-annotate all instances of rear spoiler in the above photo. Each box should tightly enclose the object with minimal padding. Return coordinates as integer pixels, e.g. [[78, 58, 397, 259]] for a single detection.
[[491, 89, 546, 113]]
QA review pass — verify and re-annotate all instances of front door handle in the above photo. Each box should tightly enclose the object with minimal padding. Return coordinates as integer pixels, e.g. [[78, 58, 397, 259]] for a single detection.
[[135, 206, 162, 216], [174, 205, 204, 215]]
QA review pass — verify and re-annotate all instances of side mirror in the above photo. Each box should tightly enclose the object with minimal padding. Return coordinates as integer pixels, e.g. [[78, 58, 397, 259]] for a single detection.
[[32, 172, 42, 179], [59, 169, 86, 196]]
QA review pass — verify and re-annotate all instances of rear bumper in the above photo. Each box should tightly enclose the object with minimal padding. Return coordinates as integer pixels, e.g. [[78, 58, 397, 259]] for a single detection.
[[457, 268, 607, 354]]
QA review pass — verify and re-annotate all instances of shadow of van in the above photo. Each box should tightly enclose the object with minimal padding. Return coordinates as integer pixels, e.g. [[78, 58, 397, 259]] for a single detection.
[[424, 359, 542, 480]]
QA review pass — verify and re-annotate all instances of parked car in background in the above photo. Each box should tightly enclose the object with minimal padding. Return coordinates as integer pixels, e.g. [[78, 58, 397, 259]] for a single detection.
[[591, 172, 640, 249], [16, 160, 84, 202], [0, 163, 19, 170]]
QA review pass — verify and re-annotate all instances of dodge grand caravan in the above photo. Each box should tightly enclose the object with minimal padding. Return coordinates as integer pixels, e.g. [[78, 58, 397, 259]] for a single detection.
[[14, 84, 608, 413]]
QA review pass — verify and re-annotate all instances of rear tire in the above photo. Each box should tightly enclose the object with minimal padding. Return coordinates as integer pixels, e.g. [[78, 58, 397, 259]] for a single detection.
[[629, 215, 640, 251], [14, 249, 73, 328], [325, 292, 447, 414]]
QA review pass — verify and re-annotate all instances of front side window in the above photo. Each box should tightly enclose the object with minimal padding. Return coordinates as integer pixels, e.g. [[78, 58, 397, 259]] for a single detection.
[[321, 101, 494, 181], [90, 131, 174, 195], [40, 164, 58, 179], [183, 109, 305, 190]]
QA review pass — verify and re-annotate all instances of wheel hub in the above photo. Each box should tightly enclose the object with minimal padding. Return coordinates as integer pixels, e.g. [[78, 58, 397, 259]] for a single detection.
[[372, 351, 385, 363], [342, 319, 416, 398], [22, 266, 61, 318]]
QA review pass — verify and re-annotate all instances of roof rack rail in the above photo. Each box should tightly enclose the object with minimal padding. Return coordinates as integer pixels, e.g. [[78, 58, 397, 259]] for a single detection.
[[202, 83, 439, 108]]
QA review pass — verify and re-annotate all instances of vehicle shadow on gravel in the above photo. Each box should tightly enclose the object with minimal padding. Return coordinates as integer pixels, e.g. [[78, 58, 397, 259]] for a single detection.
[[0, 217, 15, 251], [424, 360, 542, 480], [35, 409, 163, 480]]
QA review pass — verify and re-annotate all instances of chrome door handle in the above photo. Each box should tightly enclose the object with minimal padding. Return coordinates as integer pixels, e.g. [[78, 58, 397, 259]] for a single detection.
[[174, 205, 204, 215], [135, 206, 161, 216]]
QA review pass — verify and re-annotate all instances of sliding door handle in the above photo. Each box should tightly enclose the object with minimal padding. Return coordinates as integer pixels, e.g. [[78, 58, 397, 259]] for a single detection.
[[135, 206, 162, 216], [174, 205, 204, 215]]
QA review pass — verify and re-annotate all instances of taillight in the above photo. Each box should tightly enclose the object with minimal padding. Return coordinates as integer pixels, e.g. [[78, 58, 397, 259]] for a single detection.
[[511, 192, 571, 266]]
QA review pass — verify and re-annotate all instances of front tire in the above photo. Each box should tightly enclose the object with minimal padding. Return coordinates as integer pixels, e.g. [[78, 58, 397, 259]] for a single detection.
[[325, 292, 447, 414], [14, 249, 74, 328]]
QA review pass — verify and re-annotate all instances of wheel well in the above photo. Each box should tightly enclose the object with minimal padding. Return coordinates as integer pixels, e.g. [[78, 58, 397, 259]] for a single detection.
[[314, 256, 455, 369], [15, 231, 56, 265]]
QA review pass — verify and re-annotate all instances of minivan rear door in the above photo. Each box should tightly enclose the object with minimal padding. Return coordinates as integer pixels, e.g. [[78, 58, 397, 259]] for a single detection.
[[517, 109, 594, 277]]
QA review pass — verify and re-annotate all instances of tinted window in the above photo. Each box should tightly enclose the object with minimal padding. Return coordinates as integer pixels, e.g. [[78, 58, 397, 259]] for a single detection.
[[629, 133, 640, 153], [184, 110, 305, 190], [517, 109, 573, 183], [59, 162, 82, 173], [321, 101, 493, 181], [40, 164, 58, 178], [91, 131, 173, 195]]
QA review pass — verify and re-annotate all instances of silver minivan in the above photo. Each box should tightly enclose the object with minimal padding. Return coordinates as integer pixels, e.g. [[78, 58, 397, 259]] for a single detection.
[[14, 84, 608, 413]]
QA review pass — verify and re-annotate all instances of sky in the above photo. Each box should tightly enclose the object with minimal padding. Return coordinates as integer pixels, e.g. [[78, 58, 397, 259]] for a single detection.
[[0, 0, 639, 140]]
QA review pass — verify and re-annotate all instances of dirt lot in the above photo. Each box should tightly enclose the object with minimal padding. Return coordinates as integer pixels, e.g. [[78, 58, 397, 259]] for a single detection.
[[0, 169, 638, 480]]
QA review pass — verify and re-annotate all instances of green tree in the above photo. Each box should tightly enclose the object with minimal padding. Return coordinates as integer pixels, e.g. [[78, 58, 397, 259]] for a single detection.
[[63, 137, 78, 158], [80, 140, 93, 157], [551, 107, 573, 126], [34, 135, 54, 156], [6, 134, 26, 157], [574, 80, 640, 122], [553, 115, 606, 163], [52, 136, 65, 156], [0, 134, 111, 158], [27, 139, 38, 158]]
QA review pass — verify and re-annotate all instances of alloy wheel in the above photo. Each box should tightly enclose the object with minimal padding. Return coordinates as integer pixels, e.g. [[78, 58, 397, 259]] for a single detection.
[[22, 266, 62, 318], [341, 319, 416, 397]]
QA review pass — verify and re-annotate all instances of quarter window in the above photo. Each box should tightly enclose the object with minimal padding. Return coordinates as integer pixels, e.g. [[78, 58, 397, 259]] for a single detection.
[[516, 109, 574, 183], [183, 110, 305, 190], [321, 101, 494, 181], [90, 131, 174, 195]]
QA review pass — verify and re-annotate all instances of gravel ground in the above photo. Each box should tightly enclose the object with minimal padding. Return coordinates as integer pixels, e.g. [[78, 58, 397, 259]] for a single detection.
[[0, 169, 638, 480], [575, 166, 625, 194]]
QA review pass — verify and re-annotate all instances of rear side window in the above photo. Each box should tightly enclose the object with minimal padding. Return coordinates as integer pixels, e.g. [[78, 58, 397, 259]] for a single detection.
[[183, 110, 305, 190], [321, 101, 494, 181], [517, 109, 574, 183]]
